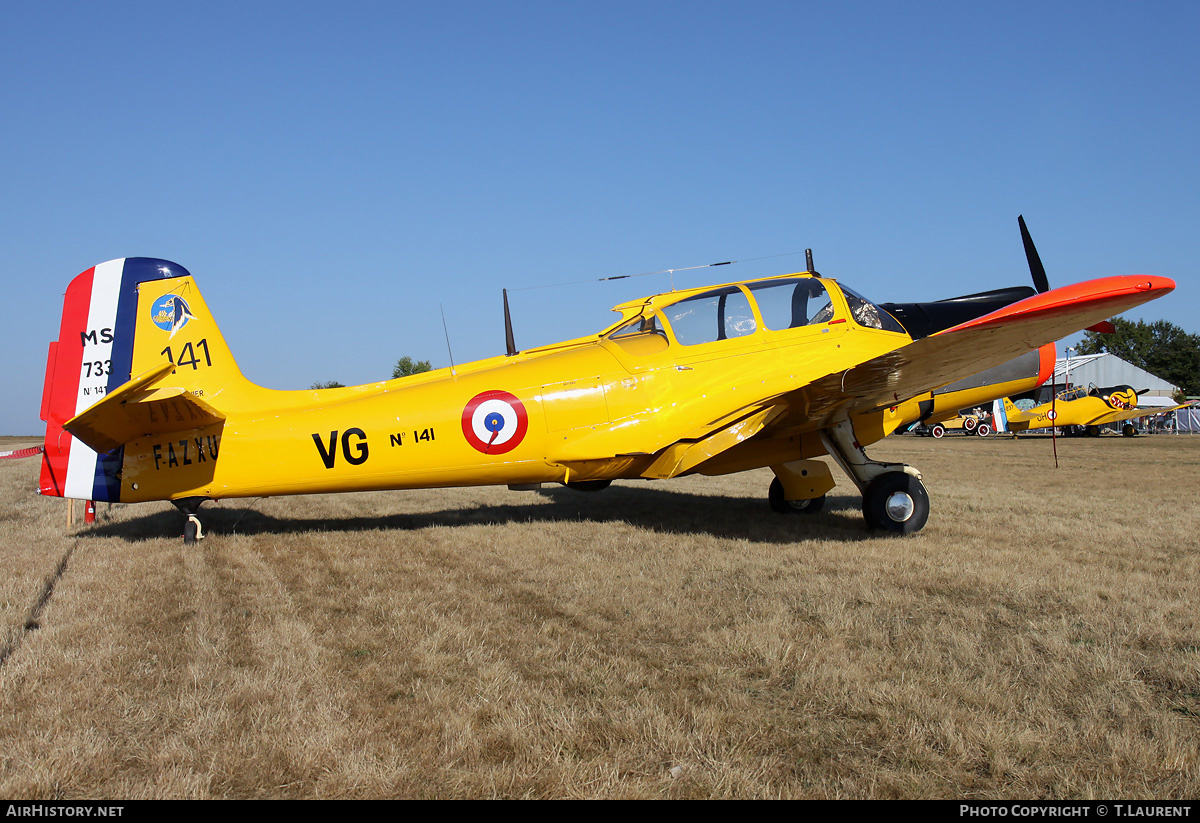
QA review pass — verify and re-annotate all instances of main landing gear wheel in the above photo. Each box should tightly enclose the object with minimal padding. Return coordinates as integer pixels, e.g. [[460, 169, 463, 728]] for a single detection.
[[1122, 424, 1136, 437], [862, 472, 929, 534], [768, 477, 826, 514]]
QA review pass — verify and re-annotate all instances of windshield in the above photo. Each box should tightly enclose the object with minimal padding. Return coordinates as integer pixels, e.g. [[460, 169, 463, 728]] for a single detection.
[[838, 285, 906, 333]]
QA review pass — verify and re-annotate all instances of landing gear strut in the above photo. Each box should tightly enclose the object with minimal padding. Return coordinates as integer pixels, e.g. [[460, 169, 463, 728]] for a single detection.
[[173, 497, 209, 544], [820, 417, 930, 534]]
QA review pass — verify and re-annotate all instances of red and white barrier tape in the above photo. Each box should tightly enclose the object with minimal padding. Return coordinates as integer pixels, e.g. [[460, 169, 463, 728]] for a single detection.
[[0, 445, 45, 460]]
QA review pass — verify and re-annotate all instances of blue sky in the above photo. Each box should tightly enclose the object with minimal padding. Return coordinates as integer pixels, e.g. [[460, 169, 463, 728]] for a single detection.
[[2, 1, 1196, 433]]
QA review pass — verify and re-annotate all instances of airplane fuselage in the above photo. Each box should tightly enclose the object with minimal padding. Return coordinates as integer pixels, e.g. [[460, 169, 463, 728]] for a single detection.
[[1005, 385, 1142, 433], [117, 282, 911, 502]]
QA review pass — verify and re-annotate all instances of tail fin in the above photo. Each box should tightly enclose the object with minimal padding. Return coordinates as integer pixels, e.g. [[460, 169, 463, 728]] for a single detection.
[[129, 270, 249, 399], [992, 398, 1010, 433], [1000, 396, 1026, 422], [40, 259, 247, 500]]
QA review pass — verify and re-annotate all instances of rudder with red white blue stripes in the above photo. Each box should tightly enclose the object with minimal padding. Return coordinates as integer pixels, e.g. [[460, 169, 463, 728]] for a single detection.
[[39, 258, 192, 501]]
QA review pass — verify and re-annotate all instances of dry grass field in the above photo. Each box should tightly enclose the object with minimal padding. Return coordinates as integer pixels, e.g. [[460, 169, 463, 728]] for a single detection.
[[1, 432, 1198, 799]]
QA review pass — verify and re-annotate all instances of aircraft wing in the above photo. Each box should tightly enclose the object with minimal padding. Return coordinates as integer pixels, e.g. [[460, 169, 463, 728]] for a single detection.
[[768, 275, 1174, 430], [1087, 400, 1196, 426], [641, 275, 1175, 477]]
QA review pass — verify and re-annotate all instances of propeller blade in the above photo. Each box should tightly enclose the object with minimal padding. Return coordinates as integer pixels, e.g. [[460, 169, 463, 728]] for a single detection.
[[1018, 215, 1051, 294]]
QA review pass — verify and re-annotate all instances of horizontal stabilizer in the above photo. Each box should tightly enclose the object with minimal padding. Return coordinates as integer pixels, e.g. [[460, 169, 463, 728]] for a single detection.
[[64, 362, 226, 453]]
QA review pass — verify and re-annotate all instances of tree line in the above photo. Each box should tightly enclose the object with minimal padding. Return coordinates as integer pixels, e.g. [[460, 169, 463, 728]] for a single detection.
[[311, 357, 432, 390]]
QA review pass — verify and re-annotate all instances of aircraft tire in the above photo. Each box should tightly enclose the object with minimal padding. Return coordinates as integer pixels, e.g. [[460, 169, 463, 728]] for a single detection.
[[931, 425, 946, 438], [862, 472, 929, 535], [1086, 426, 1101, 438], [977, 423, 991, 437], [1122, 424, 1136, 437], [183, 517, 198, 545], [768, 477, 825, 514], [565, 479, 612, 492]]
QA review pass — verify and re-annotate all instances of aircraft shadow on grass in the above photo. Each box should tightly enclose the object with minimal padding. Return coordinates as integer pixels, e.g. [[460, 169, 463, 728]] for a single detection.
[[81, 484, 874, 546]]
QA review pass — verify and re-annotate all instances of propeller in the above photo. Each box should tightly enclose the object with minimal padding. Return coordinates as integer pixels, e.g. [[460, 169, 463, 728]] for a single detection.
[[1018, 214, 1051, 294], [881, 215, 1058, 339], [1020, 215, 1114, 335]]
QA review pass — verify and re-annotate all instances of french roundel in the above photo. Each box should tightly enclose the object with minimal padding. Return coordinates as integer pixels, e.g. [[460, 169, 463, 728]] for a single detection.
[[461, 390, 529, 455]]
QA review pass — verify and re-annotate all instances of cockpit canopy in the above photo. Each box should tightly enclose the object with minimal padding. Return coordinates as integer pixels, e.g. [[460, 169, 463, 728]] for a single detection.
[[605, 276, 904, 351]]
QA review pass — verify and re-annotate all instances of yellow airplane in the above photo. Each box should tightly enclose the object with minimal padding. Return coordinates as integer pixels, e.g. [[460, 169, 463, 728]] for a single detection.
[[37, 228, 1174, 539], [999, 386, 1193, 437]]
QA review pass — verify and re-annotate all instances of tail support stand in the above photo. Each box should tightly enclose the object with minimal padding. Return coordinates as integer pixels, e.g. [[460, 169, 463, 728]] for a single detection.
[[173, 497, 210, 544]]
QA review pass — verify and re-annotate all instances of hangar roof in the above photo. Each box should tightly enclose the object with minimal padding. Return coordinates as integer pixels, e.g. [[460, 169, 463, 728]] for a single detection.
[[1055, 352, 1178, 397]]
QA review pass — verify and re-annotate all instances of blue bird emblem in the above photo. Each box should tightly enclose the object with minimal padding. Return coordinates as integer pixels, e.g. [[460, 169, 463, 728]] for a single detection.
[[150, 294, 197, 337]]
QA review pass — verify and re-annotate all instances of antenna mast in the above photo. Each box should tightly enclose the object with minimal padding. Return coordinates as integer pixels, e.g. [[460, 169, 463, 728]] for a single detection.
[[503, 289, 518, 356], [440, 305, 457, 376]]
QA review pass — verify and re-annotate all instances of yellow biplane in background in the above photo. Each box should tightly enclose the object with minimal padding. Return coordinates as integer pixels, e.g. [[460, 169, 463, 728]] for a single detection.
[[999, 387, 1193, 437], [38, 219, 1174, 539]]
